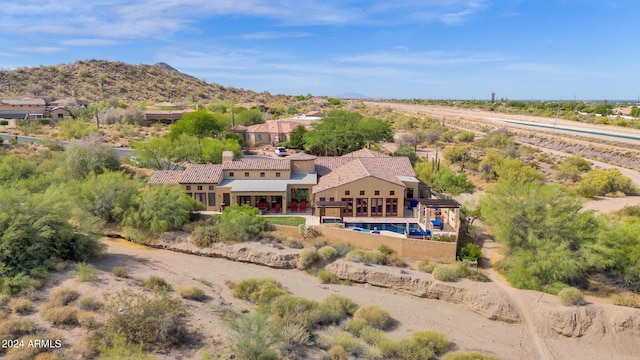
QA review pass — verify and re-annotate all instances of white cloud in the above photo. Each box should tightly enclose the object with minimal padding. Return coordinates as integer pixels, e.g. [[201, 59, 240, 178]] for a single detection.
[[238, 32, 313, 40], [13, 47, 64, 54], [60, 39, 120, 46], [338, 49, 511, 66]]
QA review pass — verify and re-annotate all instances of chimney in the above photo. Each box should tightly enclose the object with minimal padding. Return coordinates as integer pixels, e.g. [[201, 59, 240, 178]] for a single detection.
[[222, 150, 234, 163]]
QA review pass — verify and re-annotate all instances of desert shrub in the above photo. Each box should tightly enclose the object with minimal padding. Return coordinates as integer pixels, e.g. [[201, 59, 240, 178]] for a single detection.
[[41, 305, 80, 326], [77, 310, 99, 329], [298, 224, 316, 240], [225, 309, 280, 360], [280, 322, 310, 351], [38, 118, 51, 125], [58, 118, 96, 139], [318, 245, 338, 262], [233, 278, 288, 306], [413, 331, 449, 354], [216, 204, 267, 242], [453, 262, 490, 282], [442, 351, 502, 360], [387, 253, 408, 267], [298, 247, 319, 270], [329, 344, 349, 360], [177, 286, 205, 301], [103, 290, 188, 350], [111, 266, 129, 278], [416, 259, 437, 273], [78, 296, 102, 311], [346, 318, 368, 336], [191, 225, 219, 247], [391, 338, 435, 360], [457, 243, 482, 261], [345, 249, 386, 265], [0, 318, 39, 339], [269, 295, 318, 328], [34, 353, 62, 360], [314, 294, 358, 326], [317, 269, 340, 284], [353, 305, 390, 330], [325, 332, 364, 357], [433, 265, 461, 282], [0, 120, 8, 125], [54, 288, 80, 305], [457, 130, 475, 142], [96, 332, 147, 360], [378, 244, 394, 255], [558, 287, 584, 306], [333, 244, 353, 257], [70, 263, 98, 282], [5, 335, 47, 359], [143, 275, 173, 292], [360, 326, 385, 345], [10, 298, 33, 315], [612, 293, 639, 308]]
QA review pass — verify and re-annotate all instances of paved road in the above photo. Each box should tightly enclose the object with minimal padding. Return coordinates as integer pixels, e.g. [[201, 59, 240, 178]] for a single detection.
[[0, 133, 133, 158]]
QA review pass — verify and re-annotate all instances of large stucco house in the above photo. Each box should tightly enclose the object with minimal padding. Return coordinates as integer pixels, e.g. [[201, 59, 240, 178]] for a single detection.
[[149, 148, 428, 218], [0, 96, 86, 120]]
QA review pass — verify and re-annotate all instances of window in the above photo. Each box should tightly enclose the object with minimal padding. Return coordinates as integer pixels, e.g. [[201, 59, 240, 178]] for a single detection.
[[345, 190, 350, 196], [209, 185, 214, 190], [360, 190, 365, 196], [186, 185, 191, 190], [229, 172, 234, 177], [390, 190, 395, 196], [319, 197, 326, 201], [57, 113, 64, 118], [208, 193, 215, 206], [329, 197, 334, 201], [276, 172, 281, 177], [374, 190, 380, 196], [260, 172, 265, 177], [245, 172, 250, 177], [197, 185, 203, 191], [186, 193, 192, 197]]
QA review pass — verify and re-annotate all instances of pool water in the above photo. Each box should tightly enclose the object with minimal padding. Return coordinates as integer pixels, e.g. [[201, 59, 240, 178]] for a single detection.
[[345, 222, 422, 235]]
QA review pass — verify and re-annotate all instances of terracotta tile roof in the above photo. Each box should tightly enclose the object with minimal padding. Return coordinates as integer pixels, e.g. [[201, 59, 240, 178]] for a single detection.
[[245, 120, 303, 134], [179, 164, 223, 183], [313, 159, 406, 193], [341, 148, 389, 158], [1, 98, 46, 106], [288, 152, 317, 160], [223, 158, 290, 171], [148, 170, 183, 184]]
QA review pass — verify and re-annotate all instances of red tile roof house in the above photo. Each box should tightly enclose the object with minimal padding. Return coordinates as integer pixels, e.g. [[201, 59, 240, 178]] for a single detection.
[[149, 147, 457, 218], [232, 120, 308, 147]]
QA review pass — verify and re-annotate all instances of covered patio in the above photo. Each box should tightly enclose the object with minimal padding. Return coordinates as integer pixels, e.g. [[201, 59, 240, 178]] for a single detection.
[[416, 198, 461, 239]]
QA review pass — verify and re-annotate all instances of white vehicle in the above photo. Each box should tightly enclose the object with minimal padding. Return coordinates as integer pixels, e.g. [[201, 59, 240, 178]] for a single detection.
[[274, 147, 288, 156]]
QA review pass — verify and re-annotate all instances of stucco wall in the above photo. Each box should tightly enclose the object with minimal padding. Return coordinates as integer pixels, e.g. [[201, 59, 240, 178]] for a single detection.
[[271, 224, 456, 263], [314, 176, 406, 217]]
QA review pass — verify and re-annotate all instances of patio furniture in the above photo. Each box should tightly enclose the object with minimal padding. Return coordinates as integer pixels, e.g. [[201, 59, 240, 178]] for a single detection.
[[273, 203, 281, 213], [430, 217, 443, 230], [291, 201, 297, 212], [299, 201, 307, 212]]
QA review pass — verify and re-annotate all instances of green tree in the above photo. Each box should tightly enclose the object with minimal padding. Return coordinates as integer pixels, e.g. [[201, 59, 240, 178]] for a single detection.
[[235, 109, 264, 126], [214, 205, 267, 242], [414, 161, 475, 195], [443, 144, 470, 165], [304, 109, 364, 155], [64, 144, 120, 179], [289, 125, 307, 150], [167, 110, 224, 140], [76, 171, 144, 223], [358, 116, 393, 146], [123, 185, 199, 234], [576, 168, 637, 198]]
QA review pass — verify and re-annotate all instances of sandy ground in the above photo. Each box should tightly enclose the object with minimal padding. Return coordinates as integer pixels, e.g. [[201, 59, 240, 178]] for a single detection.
[[85, 238, 640, 360]]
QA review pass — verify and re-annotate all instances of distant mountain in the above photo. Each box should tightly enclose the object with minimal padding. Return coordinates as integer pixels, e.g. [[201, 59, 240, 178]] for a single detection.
[[335, 92, 370, 99], [0, 60, 295, 105]]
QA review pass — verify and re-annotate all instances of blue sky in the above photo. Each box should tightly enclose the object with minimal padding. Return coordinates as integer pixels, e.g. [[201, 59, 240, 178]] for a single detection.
[[1, 1, 638, 100]]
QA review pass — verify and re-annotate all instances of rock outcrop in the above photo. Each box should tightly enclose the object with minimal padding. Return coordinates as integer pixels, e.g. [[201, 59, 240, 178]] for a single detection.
[[150, 232, 300, 269], [325, 260, 520, 323]]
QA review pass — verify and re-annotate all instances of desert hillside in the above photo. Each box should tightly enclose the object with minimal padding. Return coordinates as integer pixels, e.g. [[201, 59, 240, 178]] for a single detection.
[[0, 60, 296, 105]]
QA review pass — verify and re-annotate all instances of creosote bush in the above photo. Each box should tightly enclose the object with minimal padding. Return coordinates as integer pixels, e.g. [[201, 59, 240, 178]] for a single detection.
[[353, 305, 391, 330], [417, 259, 437, 273], [78, 296, 102, 311], [103, 290, 188, 350], [41, 305, 80, 326], [558, 287, 585, 306], [111, 266, 129, 278], [298, 247, 319, 270], [317, 245, 338, 262], [191, 225, 219, 247], [224, 309, 280, 360], [232, 278, 288, 306], [345, 249, 386, 265], [71, 263, 98, 282], [177, 286, 206, 301], [433, 265, 461, 282], [442, 351, 502, 360], [143, 275, 173, 292], [317, 269, 340, 284], [10, 298, 33, 315], [54, 288, 80, 305], [612, 293, 639, 308], [413, 330, 449, 354]]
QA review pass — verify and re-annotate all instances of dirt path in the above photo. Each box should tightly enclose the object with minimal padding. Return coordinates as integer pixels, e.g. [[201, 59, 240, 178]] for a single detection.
[[481, 240, 557, 360], [99, 239, 533, 359]]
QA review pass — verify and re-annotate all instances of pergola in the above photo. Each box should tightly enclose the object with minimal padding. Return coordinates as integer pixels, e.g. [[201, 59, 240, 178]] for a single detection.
[[416, 198, 461, 235], [315, 200, 348, 223]]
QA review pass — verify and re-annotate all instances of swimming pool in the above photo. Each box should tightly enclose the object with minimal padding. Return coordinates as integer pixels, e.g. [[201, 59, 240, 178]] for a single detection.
[[345, 222, 423, 235]]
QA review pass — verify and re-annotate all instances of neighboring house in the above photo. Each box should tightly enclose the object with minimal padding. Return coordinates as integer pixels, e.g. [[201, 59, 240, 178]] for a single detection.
[[234, 120, 308, 146], [142, 102, 193, 126], [0, 96, 87, 120], [149, 149, 428, 219]]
